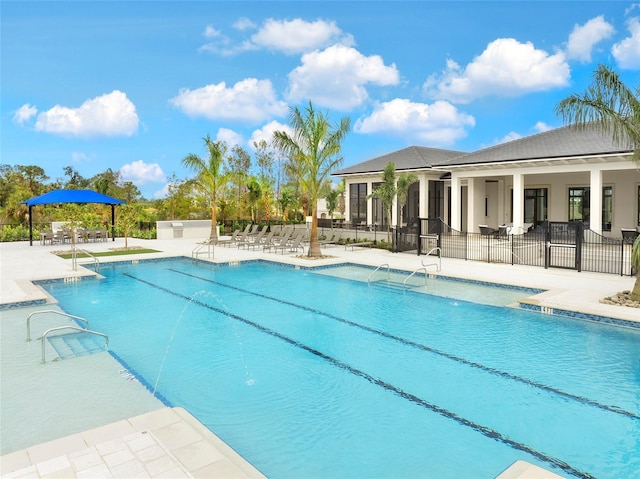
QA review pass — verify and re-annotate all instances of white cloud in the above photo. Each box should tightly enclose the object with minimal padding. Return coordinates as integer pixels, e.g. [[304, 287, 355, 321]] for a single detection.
[[153, 184, 170, 199], [204, 25, 222, 38], [495, 132, 522, 145], [250, 18, 353, 55], [33, 90, 139, 137], [612, 17, 640, 69], [534, 121, 553, 133], [170, 78, 288, 123], [249, 120, 293, 148], [354, 98, 475, 146], [216, 127, 243, 147], [13, 104, 38, 125], [565, 16, 615, 62], [286, 44, 399, 110], [119, 160, 165, 185], [200, 18, 352, 56], [233, 17, 256, 31], [425, 38, 570, 103]]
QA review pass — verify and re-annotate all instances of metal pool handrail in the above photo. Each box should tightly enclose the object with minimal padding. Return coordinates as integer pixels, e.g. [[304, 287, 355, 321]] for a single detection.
[[367, 263, 390, 283], [72, 247, 100, 272], [403, 267, 428, 287], [41, 326, 109, 364], [27, 310, 89, 341], [422, 247, 442, 272]]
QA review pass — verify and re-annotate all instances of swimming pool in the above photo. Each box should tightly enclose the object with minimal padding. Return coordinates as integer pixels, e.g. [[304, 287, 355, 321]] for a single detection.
[[40, 258, 640, 478]]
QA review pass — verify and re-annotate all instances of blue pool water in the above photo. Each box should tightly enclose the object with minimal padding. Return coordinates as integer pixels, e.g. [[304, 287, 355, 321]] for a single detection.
[[41, 259, 640, 478]]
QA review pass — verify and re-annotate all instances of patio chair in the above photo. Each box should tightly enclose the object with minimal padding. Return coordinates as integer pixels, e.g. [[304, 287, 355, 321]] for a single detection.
[[319, 232, 341, 246], [274, 231, 305, 254], [264, 230, 292, 252], [245, 230, 274, 250], [479, 225, 498, 237], [40, 230, 54, 245], [238, 226, 267, 249], [217, 229, 241, 247], [54, 230, 67, 244]]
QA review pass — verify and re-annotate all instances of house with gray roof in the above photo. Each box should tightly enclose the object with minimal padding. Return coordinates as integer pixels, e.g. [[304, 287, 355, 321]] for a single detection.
[[333, 124, 639, 237]]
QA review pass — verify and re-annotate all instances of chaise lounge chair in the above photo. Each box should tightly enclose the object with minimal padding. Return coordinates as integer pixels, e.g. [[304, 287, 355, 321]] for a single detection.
[[273, 231, 306, 254]]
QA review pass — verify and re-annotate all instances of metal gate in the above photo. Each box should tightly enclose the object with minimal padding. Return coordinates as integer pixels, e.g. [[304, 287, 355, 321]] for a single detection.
[[544, 221, 583, 271]]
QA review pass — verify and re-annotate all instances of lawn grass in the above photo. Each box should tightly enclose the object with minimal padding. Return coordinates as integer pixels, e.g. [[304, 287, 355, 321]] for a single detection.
[[56, 248, 160, 259]]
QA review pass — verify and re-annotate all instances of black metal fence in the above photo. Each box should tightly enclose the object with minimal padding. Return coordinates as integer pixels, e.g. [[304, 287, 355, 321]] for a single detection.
[[393, 218, 636, 276]]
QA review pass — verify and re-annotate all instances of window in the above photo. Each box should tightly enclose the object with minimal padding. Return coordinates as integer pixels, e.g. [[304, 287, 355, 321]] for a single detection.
[[569, 187, 589, 223], [524, 188, 547, 226], [602, 186, 612, 232], [349, 183, 367, 226], [568, 186, 612, 230]]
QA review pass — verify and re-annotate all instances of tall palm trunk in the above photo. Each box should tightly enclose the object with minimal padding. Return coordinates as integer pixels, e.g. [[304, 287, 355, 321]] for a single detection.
[[308, 207, 321, 257], [210, 200, 218, 241]]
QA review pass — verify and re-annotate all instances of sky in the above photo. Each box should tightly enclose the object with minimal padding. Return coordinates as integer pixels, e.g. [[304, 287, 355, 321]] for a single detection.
[[2, 1, 640, 199]]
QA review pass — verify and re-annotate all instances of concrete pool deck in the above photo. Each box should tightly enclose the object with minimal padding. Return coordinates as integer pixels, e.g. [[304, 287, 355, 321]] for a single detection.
[[1, 236, 637, 478]]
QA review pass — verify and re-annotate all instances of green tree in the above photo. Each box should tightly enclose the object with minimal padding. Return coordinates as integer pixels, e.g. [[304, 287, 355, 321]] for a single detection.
[[368, 162, 397, 242], [396, 171, 419, 226], [246, 177, 262, 222], [323, 182, 339, 230], [277, 187, 296, 222], [182, 135, 230, 241], [273, 102, 351, 257], [336, 178, 346, 220], [63, 166, 90, 189], [227, 144, 252, 218], [116, 204, 142, 249], [555, 63, 640, 300]]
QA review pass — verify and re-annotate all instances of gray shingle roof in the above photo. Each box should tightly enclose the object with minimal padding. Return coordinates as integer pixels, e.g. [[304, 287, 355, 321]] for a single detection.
[[333, 146, 468, 176], [437, 123, 633, 167]]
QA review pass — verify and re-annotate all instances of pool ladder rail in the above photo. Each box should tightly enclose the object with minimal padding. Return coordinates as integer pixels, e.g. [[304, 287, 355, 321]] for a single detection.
[[26, 310, 109, 364], [72, 247, 100, 272], [192, 239, 215, 259], [368, 252, 441, 289], [403, 247, 441, 287], [367, 263, 390, 283]]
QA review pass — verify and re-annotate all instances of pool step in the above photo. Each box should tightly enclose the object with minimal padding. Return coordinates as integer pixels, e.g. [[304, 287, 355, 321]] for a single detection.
[[47, 332, 107, 360]]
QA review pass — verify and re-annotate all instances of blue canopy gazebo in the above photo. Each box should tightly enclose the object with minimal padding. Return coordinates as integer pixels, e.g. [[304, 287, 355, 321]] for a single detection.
[[22, 189, 126, 246]]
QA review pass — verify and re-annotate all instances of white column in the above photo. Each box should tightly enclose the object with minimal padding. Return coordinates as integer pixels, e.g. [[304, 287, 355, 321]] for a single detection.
[[467, 178, 485, 233], [344, 181, 351, 221], [450, 175, 461, 231], [419, 175, 428, 218], [590, 169, 603, 233], [497, 179, 506, 225], [366, 180, 373, 226], [512, 173, 524, 231]]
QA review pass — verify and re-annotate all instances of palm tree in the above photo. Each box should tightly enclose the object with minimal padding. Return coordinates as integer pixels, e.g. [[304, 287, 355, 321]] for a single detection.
[[368, 162, 397, 242], [182, 135, 230, 241], [324, 187, 339, 231], [555, 64, 640, 301], [396, 171, 419, 227], [273, 102, 351, 257]]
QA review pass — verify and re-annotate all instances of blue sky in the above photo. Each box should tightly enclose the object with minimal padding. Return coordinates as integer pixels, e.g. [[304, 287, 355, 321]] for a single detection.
[[3, 1, 640, 199]]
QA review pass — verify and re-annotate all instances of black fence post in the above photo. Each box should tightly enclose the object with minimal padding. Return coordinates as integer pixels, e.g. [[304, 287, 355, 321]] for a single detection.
[[575, 221, 583, 272], [543, 220, 550, 269]]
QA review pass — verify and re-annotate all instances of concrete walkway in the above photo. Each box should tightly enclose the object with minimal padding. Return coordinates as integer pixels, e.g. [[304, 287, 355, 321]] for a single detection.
[[0, 236, 637, 478]]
